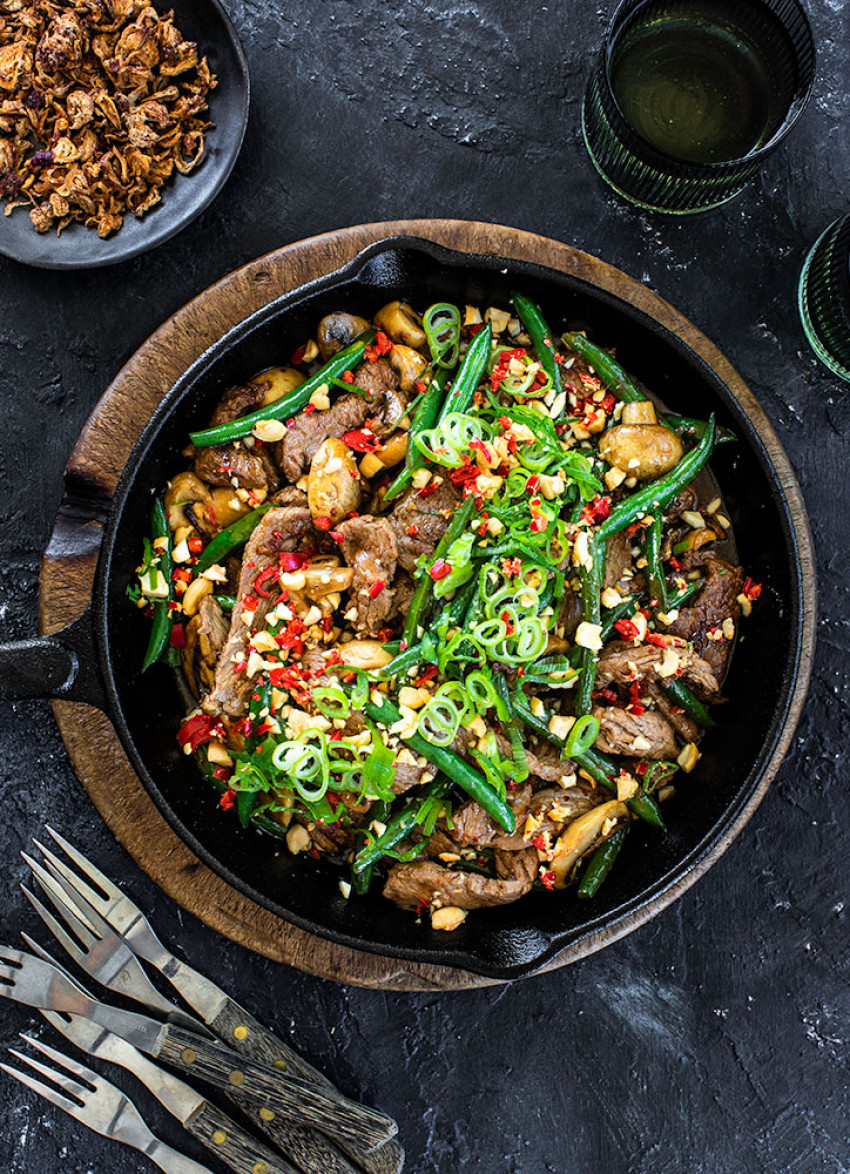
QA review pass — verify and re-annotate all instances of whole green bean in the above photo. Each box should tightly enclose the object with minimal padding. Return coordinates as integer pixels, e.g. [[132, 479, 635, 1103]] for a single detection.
[[190, 334, 374, 448], [575, 534, 605, 716], [562, 331, 645, 403], [577, 826, 629, 899], [352, 784, 448, 874], [195, 502, 273, 572], [596, 416, 717, 541], [438, 322, 492, 419], [643, 513, 668, 610], [142, 498, 174, 671], [363, 698, 515, 833], [510, 689, 664, 830], [402, 496, 476, 644], [383, 369, 450, 504], [662, 678, 716, 728], [513, 293, 563, 397], [664, 414, 736, 446]]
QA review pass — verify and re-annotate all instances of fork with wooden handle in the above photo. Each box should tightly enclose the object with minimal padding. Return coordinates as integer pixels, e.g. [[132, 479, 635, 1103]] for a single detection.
[[2, 1036, 215, 1174], [23, 854, 381, 1174], [36, 826, 405, 1174], [0, 944, 395, 1153], [23, 933, 300, 1174]]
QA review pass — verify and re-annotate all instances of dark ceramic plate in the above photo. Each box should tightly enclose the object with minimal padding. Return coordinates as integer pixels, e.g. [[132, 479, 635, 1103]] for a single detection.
[[0, 0, 248, 270], [0, 237, 813, 978]]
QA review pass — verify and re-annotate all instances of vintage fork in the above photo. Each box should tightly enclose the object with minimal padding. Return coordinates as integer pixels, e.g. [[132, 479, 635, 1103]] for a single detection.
[[0, 943, 395, 1152], [21, 866, 371, 1174], [20, 932, 299, 1174], [1, 1036, 214, 1174], [33, 826, 404, 1174]]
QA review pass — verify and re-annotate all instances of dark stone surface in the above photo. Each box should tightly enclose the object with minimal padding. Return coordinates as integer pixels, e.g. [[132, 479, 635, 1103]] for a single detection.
[[1, 2, 849, 1171]]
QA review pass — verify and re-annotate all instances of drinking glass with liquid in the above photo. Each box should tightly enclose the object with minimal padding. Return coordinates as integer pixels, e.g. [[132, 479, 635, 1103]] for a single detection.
[[582, 0, 816, 213]]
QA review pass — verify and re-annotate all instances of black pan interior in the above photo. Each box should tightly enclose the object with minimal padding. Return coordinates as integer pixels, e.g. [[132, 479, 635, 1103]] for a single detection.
[[96, 238, 804, 978]]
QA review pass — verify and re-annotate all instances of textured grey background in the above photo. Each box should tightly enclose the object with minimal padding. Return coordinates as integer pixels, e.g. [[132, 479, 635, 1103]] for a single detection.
[[1, 2, 849, 1171]]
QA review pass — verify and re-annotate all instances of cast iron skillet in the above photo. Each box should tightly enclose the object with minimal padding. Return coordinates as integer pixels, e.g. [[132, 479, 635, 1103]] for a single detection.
[[0, 238, 810, 979]]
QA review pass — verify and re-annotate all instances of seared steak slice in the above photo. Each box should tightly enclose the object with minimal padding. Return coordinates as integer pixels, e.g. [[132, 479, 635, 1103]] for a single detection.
[[646, 681, 699, 742], [449, 784, 533, 849], [388, 479, 461, 573], [604, 530, 634, 591], [209, 382, 266, 427], [666, 552, 744, 680], [196, 596, 230, 693], [592, 705, 678, 760], [277, 394, 370, 483], [596, 639, 719, 698], [276, 358, 408, 483], [195, 443, 275, 491], [383, 853, 536, 911], [202, 505, 313, 719], [337, 515, 398, 636]]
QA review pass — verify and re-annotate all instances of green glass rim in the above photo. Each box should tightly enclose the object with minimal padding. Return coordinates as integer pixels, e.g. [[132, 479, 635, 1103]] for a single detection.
[[798, 225, 850, 385]]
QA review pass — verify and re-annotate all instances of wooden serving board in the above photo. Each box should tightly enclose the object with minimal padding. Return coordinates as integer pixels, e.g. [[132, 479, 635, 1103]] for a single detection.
[[38, 220, 816, 991]]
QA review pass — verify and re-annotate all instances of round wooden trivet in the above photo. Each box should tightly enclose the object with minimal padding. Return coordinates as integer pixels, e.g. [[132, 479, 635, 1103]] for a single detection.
[[38, 220, 816, 991]]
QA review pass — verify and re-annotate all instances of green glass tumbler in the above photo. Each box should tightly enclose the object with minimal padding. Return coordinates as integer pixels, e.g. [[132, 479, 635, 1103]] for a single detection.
[[798, 214, 850, 384], [581, 0, 816, 214]]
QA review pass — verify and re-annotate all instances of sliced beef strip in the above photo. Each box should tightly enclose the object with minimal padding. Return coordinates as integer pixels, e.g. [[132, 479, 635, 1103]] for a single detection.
[[202, 505, 313, 719], [271, 485, 309, 508], [194, 443, 274, 491], [557, 589, 582, 640], [383, 855, 536, 911], [525, 742, 576, 786], [193, 383, 279, 493], [494, 846, 539, 887], [592, 704, 678, 760], [646, 681, 699, 742], [307, 821, 357, 856], [195, 596, 230, 695], [386, 570, 415, 625], [604, 530, 634, 591], [392, 755, 437, 795], [666, 552, 744, 680], [492, 785, 602, 851], [276, 394, 370, 483], [449, 783, 533, 850], [388, 479, 461, 573], [596, 639, 720, 698], [275, 358, 408, 483], [336, 515, 399, 636]]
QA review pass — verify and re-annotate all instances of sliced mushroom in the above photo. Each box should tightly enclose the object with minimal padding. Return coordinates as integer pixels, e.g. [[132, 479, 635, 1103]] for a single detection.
[[550, 800, 629, 888], [250, 366, 305, 406], [164, 473, 213, 531], [209, 487, 250, 528], [389, 344, 428, 391], [316, 312, 372, 361], [598, 423, 684, 481], [374, 301, 426, 348], [307, 437, 362, 525], [337, 640, 394, 670]]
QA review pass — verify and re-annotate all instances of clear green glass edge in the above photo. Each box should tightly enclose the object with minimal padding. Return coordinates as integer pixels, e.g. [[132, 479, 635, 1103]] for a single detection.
[[798, 229, 850, 385]]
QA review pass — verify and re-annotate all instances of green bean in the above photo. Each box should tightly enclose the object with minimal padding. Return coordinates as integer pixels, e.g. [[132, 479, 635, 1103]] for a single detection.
[[213, 594, 236, 612], [195, 503, 273, 572], [510, 689, 664, 830], [596, 416, 717, 541], [666, 579, 703, 611], [600, 594, 639, 640], [352, 783, 449, 874], [376, 634, 437, 682], [513, 293, 563, 397], [562, 331, 645, 403], [577, 826, 629, 899], [642, 513, 668, 610], [402, 496, 476, 644], [575, 534, 605, 716], [190, 334, 374, 448], [664, 414, 736, 446], [142, 498, 174, 671], [363, 698, 515, 833], [662, 678, 716, 728], [383, 369, 450, 504], [438, 322, 492, 419]]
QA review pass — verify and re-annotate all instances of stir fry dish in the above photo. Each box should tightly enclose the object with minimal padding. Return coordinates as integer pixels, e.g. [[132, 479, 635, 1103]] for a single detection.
[[131, 296, 761, 931]]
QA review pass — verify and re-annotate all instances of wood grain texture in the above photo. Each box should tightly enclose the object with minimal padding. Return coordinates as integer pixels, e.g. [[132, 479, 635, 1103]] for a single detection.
[[157, 1024, 396, 1151], [186, 1100, 299, 1174], [210, 1002, 404, 1174], [38, 219, 816, 992]]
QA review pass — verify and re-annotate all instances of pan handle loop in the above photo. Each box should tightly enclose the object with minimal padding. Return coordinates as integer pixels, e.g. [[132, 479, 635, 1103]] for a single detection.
[[0, 606, 106, 708]]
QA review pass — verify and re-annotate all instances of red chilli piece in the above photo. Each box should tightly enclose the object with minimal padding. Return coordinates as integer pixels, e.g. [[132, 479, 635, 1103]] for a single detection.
[[368, 579, 386, 599], [313, 515, 333, 531], [415, 664, 439, 686], [614, 618, 640, 641], [290, 343, 308, 365], [742, 576, 763, 601], [582, 495, 612, 525], [187, 536, 203, 554], [341, 427, 381, 453], [169, 625, 186, 650], [429, 558, 451, 582], [540, 870, 556, 891], [406, 523, 419, 536], [668, 555, 684, 572], [364, 331, 394, 363], [219, 789, 236, 811], [418, 482, 440, 498], [254, 565, 279, 597], [279, 550, 310, 572], [177, 713, 215, 753]]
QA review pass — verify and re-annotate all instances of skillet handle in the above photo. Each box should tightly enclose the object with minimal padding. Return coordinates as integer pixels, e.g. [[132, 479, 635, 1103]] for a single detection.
[[0, 606, 106, 708]]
